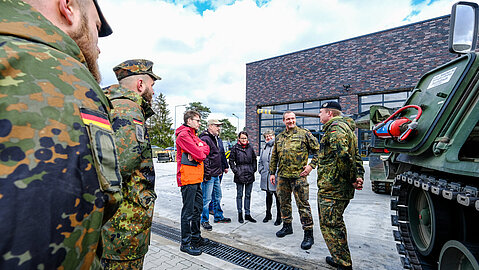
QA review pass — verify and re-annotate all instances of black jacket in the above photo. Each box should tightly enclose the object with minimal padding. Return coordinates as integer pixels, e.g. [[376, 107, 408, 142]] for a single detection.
[[229, 143, 257, 184], [199, 130, 223, 179]]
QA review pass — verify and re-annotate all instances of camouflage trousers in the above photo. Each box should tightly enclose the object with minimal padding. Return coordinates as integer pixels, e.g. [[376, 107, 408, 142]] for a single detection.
[[101, 257, 145, 270], [318, 197, 352, 267], [277, 176, 313, 230]]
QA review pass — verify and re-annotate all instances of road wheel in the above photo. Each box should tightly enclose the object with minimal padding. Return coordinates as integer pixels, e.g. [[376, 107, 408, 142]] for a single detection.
[[439, 240, 479, 270], [407, 187, 450, 257]]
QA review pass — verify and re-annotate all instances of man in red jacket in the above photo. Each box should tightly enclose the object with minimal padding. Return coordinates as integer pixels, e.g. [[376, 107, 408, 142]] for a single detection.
[[175, 110, 210, 256]]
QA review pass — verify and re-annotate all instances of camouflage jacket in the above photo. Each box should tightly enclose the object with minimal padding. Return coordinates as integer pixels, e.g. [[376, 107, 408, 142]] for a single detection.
[[0, 1, 122, 269], [269, 126, 319, 178], [101, 84, 157, 260], [317, 116, 365, 200]]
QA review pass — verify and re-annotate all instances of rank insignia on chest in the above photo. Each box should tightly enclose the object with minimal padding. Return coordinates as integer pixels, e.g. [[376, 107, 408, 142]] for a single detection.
[[134, 118, 145, 143]]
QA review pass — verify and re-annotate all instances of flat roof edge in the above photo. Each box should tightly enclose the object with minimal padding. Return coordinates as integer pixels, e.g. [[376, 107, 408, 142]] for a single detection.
[[246, 15, 449, 65]]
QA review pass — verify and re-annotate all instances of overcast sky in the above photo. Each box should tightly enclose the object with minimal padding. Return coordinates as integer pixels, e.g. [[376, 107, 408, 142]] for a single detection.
[[97, 0, 468, 130]]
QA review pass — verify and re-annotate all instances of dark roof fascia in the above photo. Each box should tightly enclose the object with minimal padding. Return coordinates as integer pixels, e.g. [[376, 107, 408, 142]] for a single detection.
[[255, 86, 415, 108], [246, 15, 450, 66]]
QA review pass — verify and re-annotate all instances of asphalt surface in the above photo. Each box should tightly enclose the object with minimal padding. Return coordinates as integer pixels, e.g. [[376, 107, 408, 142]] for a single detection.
[[147, 159, 402, 270]]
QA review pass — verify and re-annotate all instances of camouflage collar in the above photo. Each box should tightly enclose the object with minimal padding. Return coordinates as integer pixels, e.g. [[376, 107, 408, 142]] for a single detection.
[[142, 101, 155, 119], [285, 126, 299, 134], [103, 84, 155, 119], [322, 116, 343, 131], [0, 0, 86, 65]]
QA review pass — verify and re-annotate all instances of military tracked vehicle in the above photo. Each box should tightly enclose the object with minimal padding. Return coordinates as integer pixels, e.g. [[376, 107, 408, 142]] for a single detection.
[[374, 2, 479, 269]]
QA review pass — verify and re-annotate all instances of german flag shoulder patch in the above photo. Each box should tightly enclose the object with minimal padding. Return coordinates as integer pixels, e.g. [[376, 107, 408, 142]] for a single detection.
[[133, 118, 143, 125], [80, 108, 112, 131]]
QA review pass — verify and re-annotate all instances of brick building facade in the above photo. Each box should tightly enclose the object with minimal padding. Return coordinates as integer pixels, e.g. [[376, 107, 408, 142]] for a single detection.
[[246, 15, 458, 154]]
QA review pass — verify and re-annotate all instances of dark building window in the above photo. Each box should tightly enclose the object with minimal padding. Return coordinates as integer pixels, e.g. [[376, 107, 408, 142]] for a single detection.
[[258, 99, 338, 150]]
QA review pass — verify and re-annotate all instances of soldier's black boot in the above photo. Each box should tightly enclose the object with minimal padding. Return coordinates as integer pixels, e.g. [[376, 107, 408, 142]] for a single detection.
[[276, 222, 293, 237], [238, 212, 244, 223], [300, 229, 314, 250], [326, 256, 352, 270]]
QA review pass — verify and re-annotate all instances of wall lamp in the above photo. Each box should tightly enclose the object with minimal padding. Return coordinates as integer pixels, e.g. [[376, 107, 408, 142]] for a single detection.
[[342, 84, 351, 91]]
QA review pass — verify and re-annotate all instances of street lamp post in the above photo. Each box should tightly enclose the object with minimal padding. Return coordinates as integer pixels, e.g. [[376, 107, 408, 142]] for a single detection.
[[232, 113, 239, 133]]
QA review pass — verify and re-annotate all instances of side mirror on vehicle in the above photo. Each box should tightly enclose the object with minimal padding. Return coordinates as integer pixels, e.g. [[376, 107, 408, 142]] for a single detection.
[[449, 1, 479, 54]]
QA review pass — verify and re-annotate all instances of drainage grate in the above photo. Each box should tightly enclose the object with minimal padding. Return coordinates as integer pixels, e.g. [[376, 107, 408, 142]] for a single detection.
[[151, 222, 301, 270]]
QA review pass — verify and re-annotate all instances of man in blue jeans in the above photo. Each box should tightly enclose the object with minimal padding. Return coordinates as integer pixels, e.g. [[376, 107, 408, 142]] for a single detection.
[[209, 137, 229, 216], [199, 119, 232, 230]]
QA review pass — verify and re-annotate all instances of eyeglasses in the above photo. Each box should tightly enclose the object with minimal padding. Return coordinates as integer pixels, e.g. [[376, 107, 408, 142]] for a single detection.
[[191, 118, 201, 122], [239, 137, 248, 140]]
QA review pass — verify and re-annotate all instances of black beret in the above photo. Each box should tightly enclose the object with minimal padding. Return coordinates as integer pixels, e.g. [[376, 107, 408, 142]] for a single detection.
[[321, 101, 342, 111]]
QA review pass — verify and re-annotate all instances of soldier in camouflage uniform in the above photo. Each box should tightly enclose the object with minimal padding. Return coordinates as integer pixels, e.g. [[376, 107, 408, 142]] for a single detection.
[[317, 101, 364, 270], [269, 111, 319, 250], [0, 0, 122, 269], [101, 59, 160, 269]]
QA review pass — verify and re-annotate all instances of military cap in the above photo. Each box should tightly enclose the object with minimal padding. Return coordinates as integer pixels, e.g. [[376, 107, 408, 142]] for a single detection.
[[93, 0, 112, 37], [113, 59, 162, 81], [207, 119, 223, 126], [321, 101, 342, 111]]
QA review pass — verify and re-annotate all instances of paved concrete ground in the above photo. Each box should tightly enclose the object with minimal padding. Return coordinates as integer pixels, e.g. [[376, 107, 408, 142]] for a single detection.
[[143, 233, 241, 270], [145, 160, 402, 270]]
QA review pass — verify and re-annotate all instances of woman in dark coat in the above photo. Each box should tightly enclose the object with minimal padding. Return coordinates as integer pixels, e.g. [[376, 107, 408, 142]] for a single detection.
[[229, 131, 257, 223], [258, 130, 282, 225]]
